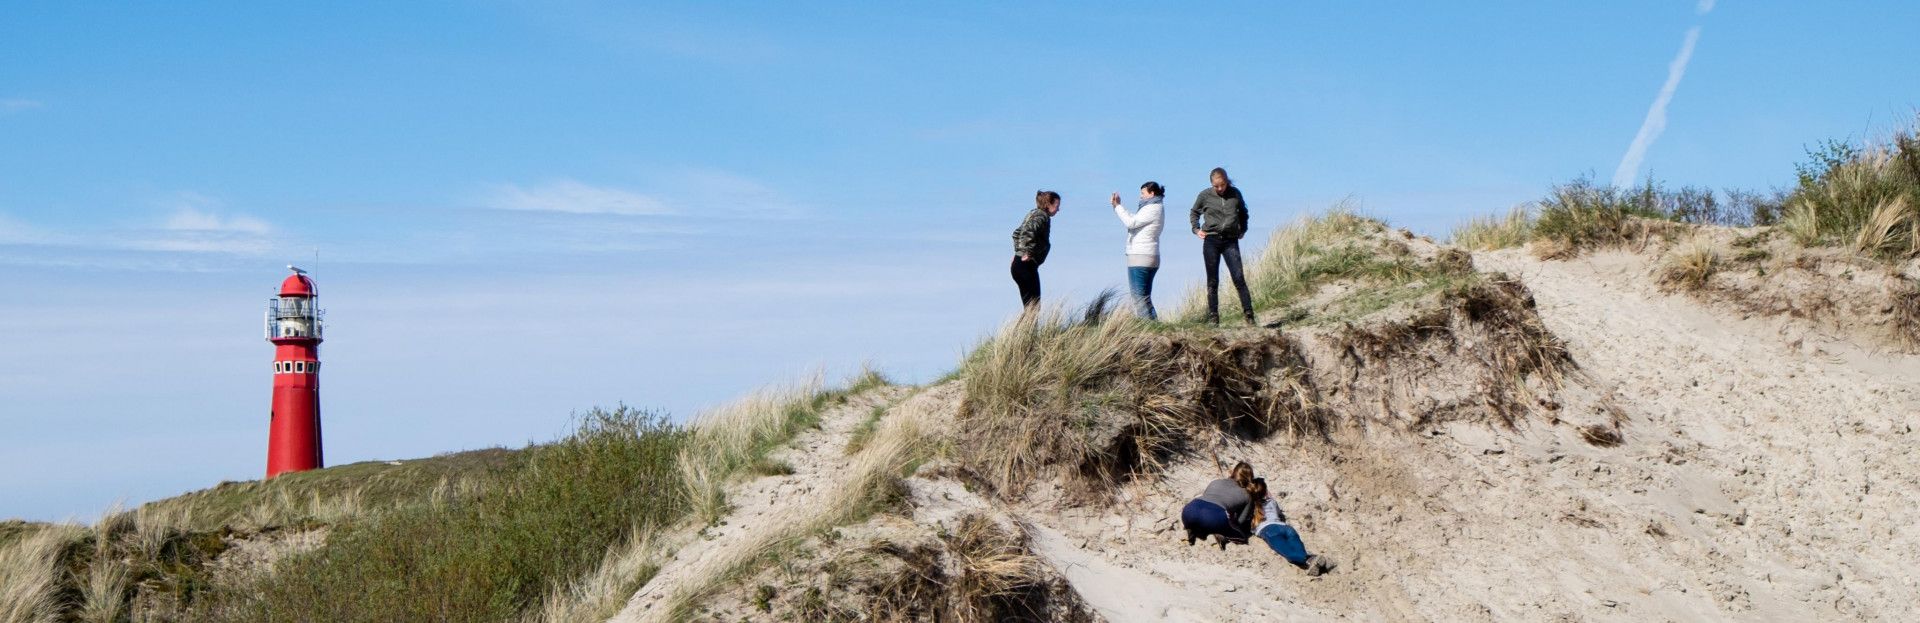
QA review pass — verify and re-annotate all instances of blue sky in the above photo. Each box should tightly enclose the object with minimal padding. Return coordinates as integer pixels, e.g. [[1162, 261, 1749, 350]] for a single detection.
[[4, 2, 1917, 521]]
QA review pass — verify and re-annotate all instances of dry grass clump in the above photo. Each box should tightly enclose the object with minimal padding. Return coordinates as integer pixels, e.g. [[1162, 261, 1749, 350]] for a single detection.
[[527, 528, 665, 623], [77, 509, 135, 623], [1780, 124, 1920, 260], [955, 307, 1182, 496], [1451, 206, 1534, 251], [1658, 236, 1723, 292], [944, 515, 1055, 623], [0, 525, 84, 623]]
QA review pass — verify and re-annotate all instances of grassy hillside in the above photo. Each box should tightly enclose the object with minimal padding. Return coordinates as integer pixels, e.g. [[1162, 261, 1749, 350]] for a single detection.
[[0, 370, 902, 623]]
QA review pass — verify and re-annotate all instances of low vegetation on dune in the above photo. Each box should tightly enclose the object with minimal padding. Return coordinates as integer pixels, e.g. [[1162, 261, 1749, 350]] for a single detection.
[[189, 407, 691, 623], [0, 372, 898, 623], [1452, 177, 1782, 259], [1778, 129, 1920, 259], [1456, 118, 1920, 264]]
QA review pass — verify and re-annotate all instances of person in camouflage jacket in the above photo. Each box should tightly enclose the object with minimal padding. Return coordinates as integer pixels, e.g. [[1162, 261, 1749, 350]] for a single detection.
[[1011, 190, 1061, 308]]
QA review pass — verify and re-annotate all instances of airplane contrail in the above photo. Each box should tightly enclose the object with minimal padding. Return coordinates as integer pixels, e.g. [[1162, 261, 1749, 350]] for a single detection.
[[1612, 26, 1701, 189]]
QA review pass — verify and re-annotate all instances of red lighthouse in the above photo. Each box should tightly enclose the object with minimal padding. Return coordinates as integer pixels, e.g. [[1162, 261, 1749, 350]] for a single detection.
[[265, 266, 324, 478]]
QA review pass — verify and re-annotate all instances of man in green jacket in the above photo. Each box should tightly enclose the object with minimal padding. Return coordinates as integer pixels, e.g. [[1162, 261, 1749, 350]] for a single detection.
[[1011, 190, 1060, 308], [1190, 168, 1255, 325]]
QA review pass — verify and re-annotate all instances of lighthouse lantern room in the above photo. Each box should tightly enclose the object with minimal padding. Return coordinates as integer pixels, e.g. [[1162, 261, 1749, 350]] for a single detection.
[[265, 266, 325, 478]]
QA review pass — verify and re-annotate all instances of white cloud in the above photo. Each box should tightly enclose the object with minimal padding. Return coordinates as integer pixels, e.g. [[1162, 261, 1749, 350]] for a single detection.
[[134, 194, 277, 254], [1612, 27, 1701, 189], [485, 179, 673, 216], [164, 207, 273, 236], [1696, 0, 1716, 15], [125, 235, 274, 255], [0, 213, 59, 245], [0, 194, 280, 260], [0, 99, 43, 114]]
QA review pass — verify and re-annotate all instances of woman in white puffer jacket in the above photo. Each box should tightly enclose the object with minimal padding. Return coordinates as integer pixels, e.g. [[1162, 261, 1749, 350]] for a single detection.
[[1110, 181, 1166, 319]]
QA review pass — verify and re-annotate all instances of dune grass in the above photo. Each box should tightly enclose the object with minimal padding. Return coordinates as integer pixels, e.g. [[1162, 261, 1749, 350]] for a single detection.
[[1453, 178, 1787, 258], [1658, 235, 1723, 292], [195, 406, 691, 623], [844, 404, 889, 456], [0, 525, 84, 623], [1451, 206, 1534, 251], [1458, 122, 1917, 263], [137, 447, 517, 534], [1779, 125, 1920, 259], [955, 305, 1176, 495]]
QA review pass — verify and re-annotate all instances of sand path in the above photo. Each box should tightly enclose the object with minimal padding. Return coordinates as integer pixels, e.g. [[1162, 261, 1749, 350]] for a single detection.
[[611, 386, 913, 623]]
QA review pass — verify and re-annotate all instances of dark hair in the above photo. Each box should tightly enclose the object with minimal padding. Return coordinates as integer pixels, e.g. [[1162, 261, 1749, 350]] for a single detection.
[[1035, 190, 1060, 210], [1140, 181, 1164, 197], [1209, 167, 1231, 185], [1248, 477, 1269, 499]]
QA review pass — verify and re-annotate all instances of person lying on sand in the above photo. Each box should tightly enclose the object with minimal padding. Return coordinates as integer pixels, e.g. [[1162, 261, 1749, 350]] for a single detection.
[[1248, 478, 1335, 576], [1181, 461, 1256, 549]]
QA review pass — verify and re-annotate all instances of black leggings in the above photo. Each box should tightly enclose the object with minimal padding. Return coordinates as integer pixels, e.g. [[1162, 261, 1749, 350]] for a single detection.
[[1010, 256, 1041, 307], [1203, 237, 1255, 322]]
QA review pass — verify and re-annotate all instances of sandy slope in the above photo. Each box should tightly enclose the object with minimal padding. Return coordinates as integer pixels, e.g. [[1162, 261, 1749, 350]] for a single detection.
[[1017, 248, 1920, 621], [614, 247, 1920, 622]]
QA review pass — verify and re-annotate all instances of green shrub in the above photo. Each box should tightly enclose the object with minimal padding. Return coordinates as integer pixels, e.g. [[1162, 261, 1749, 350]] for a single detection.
[[1780, 123, 1920, 259], [201, 407, 690, 623]]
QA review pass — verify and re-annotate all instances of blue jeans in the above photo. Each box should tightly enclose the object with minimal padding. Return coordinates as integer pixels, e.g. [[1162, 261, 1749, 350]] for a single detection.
[[1181, 499, 1247, 540], [1257, 523, 1312, 566], [1127, 266, 1158, 320]]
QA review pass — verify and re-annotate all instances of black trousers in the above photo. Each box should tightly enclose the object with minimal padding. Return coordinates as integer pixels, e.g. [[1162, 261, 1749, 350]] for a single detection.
[[1203, 237, 1255, 323], [1010, 256, 1041, 307]]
